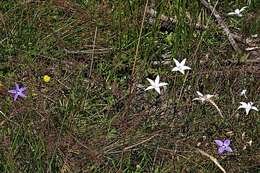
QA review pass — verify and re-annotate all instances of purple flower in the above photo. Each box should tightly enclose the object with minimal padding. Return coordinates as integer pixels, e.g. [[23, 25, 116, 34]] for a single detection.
[[8, 83, 26, 101], [215, 139, 233, 154]]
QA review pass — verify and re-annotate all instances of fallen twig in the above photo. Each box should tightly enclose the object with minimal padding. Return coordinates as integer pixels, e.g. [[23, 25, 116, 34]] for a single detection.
[[197, 148, 227, 173], [123, 134, 159, 151], [104, 134, 159, 154], [63, 47, 112, 54], [89, 26, 98, 78], [0, 111, 20, 126]]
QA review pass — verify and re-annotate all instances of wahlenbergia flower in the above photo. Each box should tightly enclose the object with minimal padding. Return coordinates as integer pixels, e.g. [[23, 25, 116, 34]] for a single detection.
[[145, 75, 168, 94], [193, 91, 223, 118], [8, 83, 26, 101], [193, 91, 214, 103], [228, 7, 247, 17], [43, 75, 51, 82], [240, 89, 247, 98], [172, 58, 191, 74], [215, 139, 233, 154], [238, 102, 258, 115]]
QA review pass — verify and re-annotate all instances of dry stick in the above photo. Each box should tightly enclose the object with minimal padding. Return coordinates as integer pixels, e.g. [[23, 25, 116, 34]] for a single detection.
[[105, 148, 139, 155], [200, 0, 241, 54], [197, 148, 227, 173], [103, 141, 124, 154], [56, 78, 71, 90], [123, 0, 149, 116], [63, 47, 111, 54], [69, 133, 91, 151], [0, 111, 20, 127], [109, 134, 159, 154], [89, 26, 98, 78], [123, 134, 159, 151]]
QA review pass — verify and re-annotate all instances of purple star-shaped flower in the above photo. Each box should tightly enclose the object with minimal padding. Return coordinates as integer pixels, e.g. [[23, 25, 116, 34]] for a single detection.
[[8, 83, 26, 101], [215, 139, 233, 154]]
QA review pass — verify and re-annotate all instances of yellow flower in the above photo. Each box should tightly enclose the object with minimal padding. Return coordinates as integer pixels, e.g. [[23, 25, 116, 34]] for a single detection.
[[43, 75, 51, 82]]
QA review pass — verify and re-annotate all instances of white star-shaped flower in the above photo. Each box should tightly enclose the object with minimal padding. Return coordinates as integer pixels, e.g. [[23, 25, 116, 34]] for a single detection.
[[238, 102, 258, 115], [193, 91, 214, 103], [228, 7, 247, 17], [193, 91, 224, 118], [145, 75, 168, 94], [172, 58, 191, 74], [240, 89, 247, 98]]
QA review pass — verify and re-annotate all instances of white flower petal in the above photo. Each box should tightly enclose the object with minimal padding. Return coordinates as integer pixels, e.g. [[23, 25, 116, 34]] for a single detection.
[[238, 106, 243, 110], [172, 67, 179, 72], [239, 102, 248, 107], [228, 12, 236, 15], [179, 69, 185, 74], [181, 66, 191, 70], [173, 59, 180, 66], [206, 94, 214, 99], [251, 106, 259, 112], [154, 87, 161, 94], [155, 75, 160, 85], [196, 91, 203, 97], [245, 108, 250, 115], [145, 86, 154, 91], [193, 97, 205, 102], [180, 59, 187, 66], [158, 82, 168, 87], [147, 78, 155, 86], [240, 6, 247, 12], [240, 89, 247, 96]]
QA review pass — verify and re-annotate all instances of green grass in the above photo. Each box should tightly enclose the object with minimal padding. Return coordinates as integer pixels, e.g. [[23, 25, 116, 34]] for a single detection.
[[0, 0, 260, 172]]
